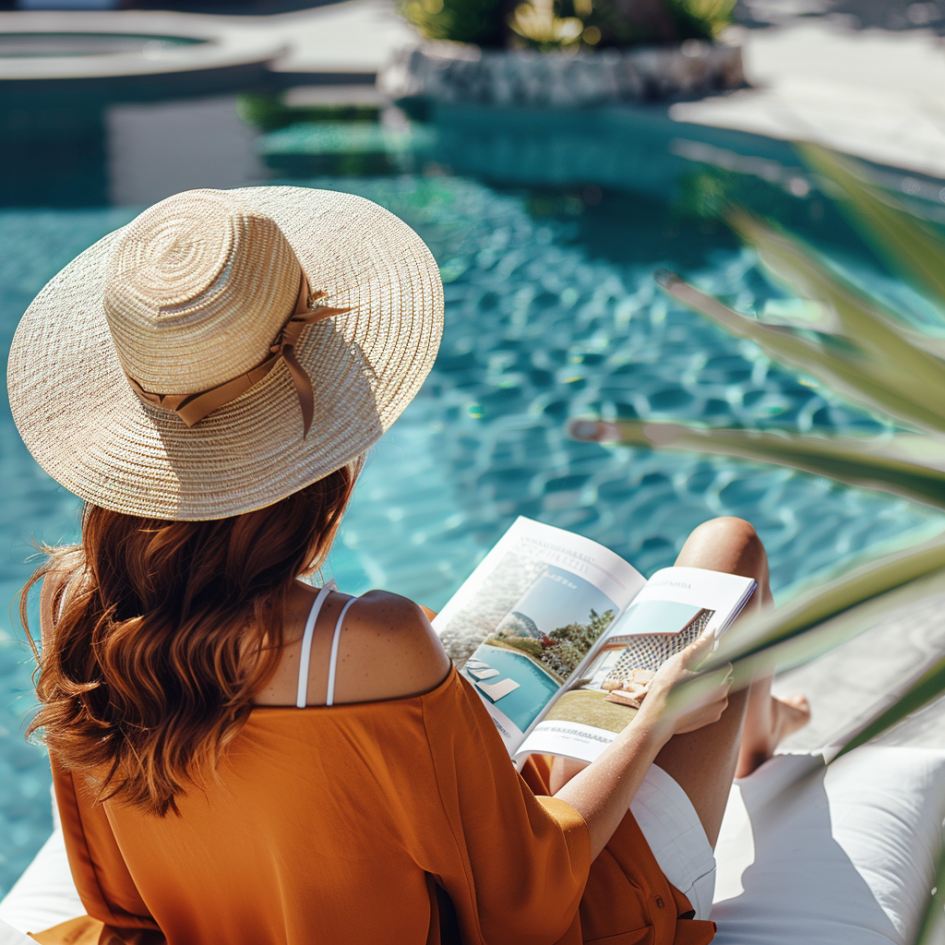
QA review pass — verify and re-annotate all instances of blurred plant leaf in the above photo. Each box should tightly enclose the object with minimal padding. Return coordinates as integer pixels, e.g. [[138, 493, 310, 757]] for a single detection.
[[756, 297, 844, 334], [914, 840, 945, 945], [579, 146, 945, 771], [568, 418, 945, 510], [665, 549, 945, 748], [731, 212, 945, 400], [706, 537, 945, 674], [666, 0, 736, 37], [668, 557, 945, 735], [656, 270, 945, 434], [509, 0, 584, 48], [799, 144, 945, 318]]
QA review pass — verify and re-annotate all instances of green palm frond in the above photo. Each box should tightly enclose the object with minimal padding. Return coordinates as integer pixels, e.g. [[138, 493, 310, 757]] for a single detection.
[[730, 213, 945, 396], [706, 536, 945, 676], [666, 538, 945, 758], [568, 418, 945, 510], [914, 840, 945, 945], [656, 270, 945, 434], [799, 144, 945, 318]]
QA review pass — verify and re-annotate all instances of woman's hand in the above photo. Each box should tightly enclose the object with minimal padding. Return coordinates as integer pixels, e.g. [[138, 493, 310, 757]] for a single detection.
[[555, 630, 732, 861], [636, 630, 732, 742]]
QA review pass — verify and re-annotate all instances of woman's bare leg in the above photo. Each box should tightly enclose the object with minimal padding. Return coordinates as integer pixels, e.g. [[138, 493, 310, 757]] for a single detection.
[[652, 517, 810, 846]]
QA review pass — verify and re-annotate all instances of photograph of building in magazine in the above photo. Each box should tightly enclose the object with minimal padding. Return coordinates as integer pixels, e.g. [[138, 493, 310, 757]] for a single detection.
[[539, 601, 716, 736], [432, 517, 755, 763]]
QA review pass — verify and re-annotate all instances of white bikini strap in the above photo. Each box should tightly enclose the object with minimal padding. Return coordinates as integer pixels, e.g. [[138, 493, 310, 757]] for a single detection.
[[326, 597, 357, 708], [296, 584, 334, 709]]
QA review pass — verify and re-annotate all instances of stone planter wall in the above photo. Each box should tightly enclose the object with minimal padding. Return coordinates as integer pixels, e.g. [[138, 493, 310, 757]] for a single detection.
[[380, 40, 744, 109]]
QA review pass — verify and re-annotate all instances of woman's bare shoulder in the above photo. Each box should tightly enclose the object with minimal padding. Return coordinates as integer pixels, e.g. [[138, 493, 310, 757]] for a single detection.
[[332, 590, 452, 704], [256, 586, 452, 708]]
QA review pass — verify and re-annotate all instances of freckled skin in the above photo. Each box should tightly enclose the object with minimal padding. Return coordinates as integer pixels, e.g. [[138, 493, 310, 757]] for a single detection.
[[254, 585, 451, 708]]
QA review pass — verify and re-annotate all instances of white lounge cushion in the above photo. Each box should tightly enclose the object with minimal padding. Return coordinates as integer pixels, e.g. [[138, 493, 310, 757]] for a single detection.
[[711, 746, 945, 945]]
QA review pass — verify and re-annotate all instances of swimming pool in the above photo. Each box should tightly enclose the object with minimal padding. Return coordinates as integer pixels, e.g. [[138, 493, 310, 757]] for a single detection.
[[1, 100, 942, 894], [464, 645, 561, 732]]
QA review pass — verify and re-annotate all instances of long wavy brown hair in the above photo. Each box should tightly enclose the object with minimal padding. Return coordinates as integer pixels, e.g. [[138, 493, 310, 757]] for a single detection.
[[21, 459, 362, 817]]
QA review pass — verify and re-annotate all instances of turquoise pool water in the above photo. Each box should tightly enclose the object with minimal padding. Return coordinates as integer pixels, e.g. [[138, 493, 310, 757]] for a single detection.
[[1, 172, 943, 894], [464, 645, 561, 732]]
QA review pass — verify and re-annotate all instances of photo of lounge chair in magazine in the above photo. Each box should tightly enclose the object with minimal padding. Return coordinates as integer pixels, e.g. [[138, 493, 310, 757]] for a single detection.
[[433, 517, 755, 765]]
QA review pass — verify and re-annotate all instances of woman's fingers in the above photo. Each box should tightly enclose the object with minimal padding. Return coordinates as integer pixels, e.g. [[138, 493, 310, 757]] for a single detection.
[[678, 627, 717, 670], [670, 664, 733, 733]]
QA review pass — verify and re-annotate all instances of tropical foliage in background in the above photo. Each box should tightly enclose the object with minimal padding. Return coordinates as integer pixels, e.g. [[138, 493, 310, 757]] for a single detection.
[[486, 608, 616, 681], [571, 145, 945, 940], [398, 0, 735, 49]]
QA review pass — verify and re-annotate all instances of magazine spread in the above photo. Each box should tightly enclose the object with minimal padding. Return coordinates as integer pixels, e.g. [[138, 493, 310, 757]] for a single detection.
[[432, 517, 755, 765]]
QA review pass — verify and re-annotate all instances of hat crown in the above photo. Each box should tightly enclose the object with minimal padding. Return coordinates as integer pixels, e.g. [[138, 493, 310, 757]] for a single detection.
[[103, 189, 302, 396]]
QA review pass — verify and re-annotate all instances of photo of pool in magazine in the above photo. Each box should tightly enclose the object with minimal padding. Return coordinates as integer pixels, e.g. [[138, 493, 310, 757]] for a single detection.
[[433, 517, 755, 765]]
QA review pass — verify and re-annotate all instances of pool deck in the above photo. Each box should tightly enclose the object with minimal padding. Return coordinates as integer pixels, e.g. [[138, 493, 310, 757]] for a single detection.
[[0, 1, 416, 84], [5, 2, 945, 182], [775, 586, 945, 754], [674, 22, 945, 182]]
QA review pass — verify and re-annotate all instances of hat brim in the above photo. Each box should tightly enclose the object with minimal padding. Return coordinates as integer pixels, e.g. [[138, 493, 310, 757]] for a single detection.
[[7, 187, 444, 521]]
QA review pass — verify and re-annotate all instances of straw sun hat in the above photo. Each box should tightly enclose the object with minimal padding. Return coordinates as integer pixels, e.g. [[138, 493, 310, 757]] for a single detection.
[[7, 187, 444, 521]]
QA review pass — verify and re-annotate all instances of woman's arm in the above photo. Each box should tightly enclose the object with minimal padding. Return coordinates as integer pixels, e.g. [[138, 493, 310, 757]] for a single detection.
[[554, 631, 731, 860], [420, 599, 729, 861]]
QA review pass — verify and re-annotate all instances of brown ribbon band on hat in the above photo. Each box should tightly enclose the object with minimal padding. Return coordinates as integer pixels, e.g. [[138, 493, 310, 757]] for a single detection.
[[127, 276, 351, 437]]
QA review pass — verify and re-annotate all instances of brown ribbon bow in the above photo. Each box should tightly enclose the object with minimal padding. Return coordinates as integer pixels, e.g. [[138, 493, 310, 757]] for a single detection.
[[127, 277, 350, 437]]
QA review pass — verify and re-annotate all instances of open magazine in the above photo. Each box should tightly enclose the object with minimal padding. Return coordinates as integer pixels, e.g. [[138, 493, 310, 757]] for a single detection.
[[433, 517, 755, 766]]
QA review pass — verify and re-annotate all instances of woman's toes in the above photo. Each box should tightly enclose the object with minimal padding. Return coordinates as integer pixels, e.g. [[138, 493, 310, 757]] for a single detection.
[[736, 694, 812, 778], [775, 693, 811, 740]]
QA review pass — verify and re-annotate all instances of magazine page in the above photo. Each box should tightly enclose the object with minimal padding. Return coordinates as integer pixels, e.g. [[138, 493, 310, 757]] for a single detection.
[[515, 567, 756, 764], [432, 517, 647, 753]]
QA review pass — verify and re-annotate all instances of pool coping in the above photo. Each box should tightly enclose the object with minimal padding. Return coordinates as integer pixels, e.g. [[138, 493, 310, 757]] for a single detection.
[[0, 10, 287, 81]]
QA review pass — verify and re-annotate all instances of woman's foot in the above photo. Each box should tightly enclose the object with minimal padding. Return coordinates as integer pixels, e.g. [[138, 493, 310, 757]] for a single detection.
[[736, 692, 811, 778]]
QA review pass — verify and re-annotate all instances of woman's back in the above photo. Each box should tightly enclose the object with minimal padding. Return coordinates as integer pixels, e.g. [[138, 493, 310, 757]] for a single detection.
[[54, 600, 595, 945]]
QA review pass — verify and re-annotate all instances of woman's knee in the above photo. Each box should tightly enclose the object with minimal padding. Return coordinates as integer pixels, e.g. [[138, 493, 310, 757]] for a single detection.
[[675, 517, 767, 578], [690, 516, 762, 552]]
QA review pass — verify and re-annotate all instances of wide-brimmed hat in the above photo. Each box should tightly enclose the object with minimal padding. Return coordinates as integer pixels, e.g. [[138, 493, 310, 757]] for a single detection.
[[7, 187, 444, 521]]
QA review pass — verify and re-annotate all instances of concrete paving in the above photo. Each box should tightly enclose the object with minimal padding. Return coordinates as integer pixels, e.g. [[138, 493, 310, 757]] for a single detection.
[[0, 9, 287, 80], [261, 0, 417, 79], [0, 0, 417, 83], [775, 588, 945, 754], [673, 22, 945, 180], [735, 0, 945, 32]]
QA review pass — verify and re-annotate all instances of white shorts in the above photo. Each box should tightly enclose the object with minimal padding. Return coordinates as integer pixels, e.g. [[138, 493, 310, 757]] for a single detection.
[[630, 764, 717, 920]]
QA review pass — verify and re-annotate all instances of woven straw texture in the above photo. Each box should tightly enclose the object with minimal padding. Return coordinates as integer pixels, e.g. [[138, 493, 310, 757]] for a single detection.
[[7, 187, 444, 521]]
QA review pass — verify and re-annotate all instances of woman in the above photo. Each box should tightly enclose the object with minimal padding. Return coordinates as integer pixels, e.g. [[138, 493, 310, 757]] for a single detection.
[[9, 187, 809, 945]]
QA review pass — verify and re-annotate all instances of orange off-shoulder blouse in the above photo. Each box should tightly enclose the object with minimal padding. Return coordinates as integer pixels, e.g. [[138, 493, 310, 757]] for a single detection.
[[37, 668, 714, 945]]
